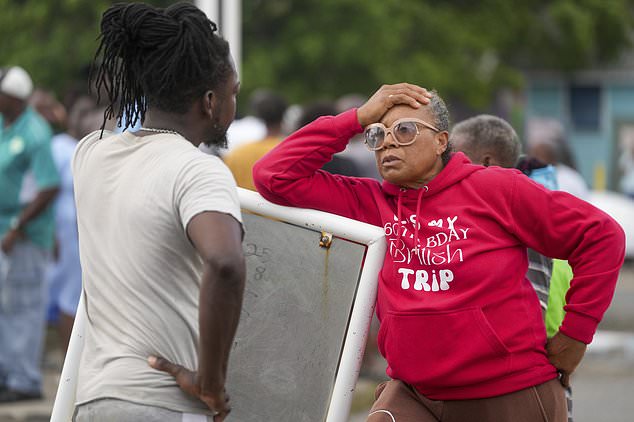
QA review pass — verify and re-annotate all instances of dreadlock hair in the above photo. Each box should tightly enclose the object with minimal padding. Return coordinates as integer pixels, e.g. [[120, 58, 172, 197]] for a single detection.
[[91, 2, 232, 131]]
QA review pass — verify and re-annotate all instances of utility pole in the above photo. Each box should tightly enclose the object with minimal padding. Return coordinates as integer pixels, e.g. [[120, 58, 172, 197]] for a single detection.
[[195, 0, 242, 77]]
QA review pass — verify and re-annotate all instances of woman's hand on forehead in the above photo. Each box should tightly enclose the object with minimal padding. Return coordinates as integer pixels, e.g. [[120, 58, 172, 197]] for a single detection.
[[357, 83, 432, 127]]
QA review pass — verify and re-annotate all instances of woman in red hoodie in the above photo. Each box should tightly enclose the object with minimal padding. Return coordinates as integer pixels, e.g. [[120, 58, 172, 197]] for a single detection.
[[253, 84, 625, 422]]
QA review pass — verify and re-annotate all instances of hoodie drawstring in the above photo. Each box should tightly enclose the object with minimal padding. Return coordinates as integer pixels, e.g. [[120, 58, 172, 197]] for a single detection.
[[396, 188, 404, 248], [394, 186, 428, 287], [414, 186, 427, 251], [396, 186, 428, 252]]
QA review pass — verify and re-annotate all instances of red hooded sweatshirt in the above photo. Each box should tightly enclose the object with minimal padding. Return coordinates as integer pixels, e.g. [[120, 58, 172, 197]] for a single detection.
[[253, 109, 625, 400]]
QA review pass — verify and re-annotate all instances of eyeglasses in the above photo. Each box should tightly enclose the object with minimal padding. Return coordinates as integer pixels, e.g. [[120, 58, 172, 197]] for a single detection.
[[364, 118, 440, 151]]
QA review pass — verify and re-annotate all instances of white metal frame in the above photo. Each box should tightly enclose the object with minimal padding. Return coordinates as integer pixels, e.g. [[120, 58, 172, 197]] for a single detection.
[[50, 189, 386, 422]]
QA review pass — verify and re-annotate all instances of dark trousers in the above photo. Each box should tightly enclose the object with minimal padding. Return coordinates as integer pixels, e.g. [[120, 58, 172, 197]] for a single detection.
[[367, 378, 567, 422]]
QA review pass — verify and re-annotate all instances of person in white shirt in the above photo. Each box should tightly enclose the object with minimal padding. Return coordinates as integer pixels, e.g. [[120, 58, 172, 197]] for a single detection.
[[526, 118, 590, 200], [72, 3, 245, 421]]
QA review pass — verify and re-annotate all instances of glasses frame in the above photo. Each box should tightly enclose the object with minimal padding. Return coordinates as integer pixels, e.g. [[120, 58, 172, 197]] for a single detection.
[[364, 118, 441, 151]]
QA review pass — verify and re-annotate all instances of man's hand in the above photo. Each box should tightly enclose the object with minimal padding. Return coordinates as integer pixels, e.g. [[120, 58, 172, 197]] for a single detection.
[[546, 331, 587, 387], [356, 83, 433, 127], [1, 188, 59, 255], [1, 229, 21, 254], [148, 355, 231, 421]]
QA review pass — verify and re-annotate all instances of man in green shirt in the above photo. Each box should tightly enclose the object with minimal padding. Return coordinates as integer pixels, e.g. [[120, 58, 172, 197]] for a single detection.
[[0, 66, 59, 402]]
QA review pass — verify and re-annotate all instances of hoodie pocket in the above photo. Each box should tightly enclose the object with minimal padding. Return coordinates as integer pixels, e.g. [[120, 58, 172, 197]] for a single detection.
[[382, 307, 511, 390]]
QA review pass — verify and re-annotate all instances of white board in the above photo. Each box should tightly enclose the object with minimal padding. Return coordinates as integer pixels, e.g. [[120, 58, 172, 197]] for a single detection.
[[50, 188, 386, 422]]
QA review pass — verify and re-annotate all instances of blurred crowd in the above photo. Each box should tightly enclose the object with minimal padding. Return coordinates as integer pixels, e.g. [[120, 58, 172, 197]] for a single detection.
[[0, 65, 111, 402], [0, 62, 631, 404]]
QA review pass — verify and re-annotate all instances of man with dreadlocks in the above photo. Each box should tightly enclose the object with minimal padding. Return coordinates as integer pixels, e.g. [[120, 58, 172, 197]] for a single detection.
[[71, 3, 245, 421]]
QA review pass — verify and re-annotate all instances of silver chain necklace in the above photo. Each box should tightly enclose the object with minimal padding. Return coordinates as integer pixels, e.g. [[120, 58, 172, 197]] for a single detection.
[[139, 127, 185, 138]]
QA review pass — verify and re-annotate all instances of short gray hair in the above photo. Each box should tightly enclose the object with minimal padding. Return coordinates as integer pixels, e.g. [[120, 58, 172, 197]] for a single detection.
[[451, 114, 520, 168], [427, 90, 452, 164], [429, 91, 450, 132]]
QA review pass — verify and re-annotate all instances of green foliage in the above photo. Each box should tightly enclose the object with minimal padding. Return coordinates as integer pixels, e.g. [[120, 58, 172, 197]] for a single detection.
[[0, 0, 175, 99], [1, 0, 632, 110], [242, 0, 634, 109], [1, 0, 109, 95], [519, 0, 634, 70]]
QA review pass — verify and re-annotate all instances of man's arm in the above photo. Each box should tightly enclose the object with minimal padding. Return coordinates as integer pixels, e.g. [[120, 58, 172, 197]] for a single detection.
[[150, 211, 245, 420], [1, 187, 59, 253]]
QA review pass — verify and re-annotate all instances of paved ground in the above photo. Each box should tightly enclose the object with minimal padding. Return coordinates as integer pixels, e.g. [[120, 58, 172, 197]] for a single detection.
[[0, 345, 60, 422], [2, 261, 633, 421]]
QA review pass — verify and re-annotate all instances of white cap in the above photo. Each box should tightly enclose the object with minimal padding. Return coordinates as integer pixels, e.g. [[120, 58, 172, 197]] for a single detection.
[[0, 66, 33, 100]]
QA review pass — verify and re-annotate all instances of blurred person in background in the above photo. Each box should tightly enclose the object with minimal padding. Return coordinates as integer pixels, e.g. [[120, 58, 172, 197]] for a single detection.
[[29, 89, 84, 355], [219, 90, 267, 157], [526, 118, 589, 200], [297, 100, 361, 176], [62, 64, 116, 136], [0, 66, 60, 402], [618, 129, 634, 199], [451, 114, 575, 422], [72, 3, 245, 420], [336, 94, 382, 180], [223, 89, 287, 190], [254, 83, 625, 421], [29, 90, 68, 135], [67, 95, 109, 141]]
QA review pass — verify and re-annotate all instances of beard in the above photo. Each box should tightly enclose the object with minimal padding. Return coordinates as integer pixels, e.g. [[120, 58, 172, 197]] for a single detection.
[[202, 119, 229, 148]]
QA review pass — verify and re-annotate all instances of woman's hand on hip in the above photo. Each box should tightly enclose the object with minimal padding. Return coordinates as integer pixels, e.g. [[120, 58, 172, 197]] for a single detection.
[[546, 331, 587, 387]]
